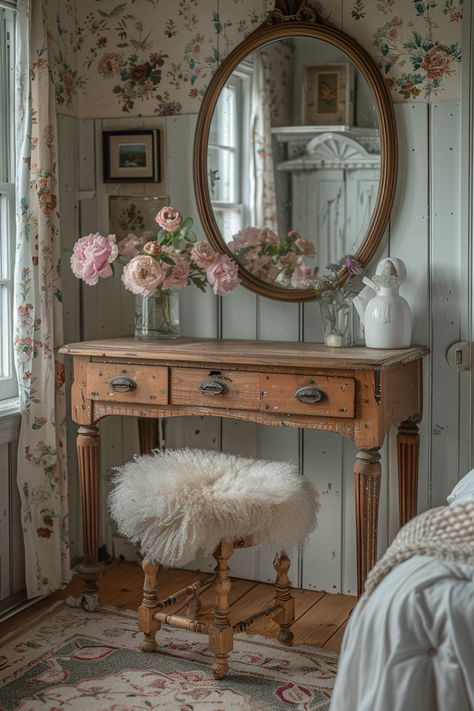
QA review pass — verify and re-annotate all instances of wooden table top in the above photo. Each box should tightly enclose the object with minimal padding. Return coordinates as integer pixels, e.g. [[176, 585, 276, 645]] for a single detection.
[[60, 337, 429, 371]]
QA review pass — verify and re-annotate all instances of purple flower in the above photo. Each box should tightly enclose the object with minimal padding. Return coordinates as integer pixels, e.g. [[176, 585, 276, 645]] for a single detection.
[[343, 256, 360, 274]]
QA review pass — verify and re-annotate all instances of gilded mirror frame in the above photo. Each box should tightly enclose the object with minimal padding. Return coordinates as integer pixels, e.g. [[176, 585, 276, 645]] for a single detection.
[[193, 3, 397, 302]]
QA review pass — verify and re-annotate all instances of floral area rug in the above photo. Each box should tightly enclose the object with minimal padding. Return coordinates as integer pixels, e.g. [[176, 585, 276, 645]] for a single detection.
[[0, 602, 338, 710]]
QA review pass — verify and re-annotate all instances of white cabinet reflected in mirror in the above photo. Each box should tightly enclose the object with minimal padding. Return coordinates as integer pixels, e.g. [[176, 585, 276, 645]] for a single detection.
[[194, 3, 397, 301]]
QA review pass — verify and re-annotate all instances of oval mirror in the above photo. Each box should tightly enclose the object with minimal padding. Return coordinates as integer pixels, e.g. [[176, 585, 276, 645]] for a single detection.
[[194, 3, 397, 301]]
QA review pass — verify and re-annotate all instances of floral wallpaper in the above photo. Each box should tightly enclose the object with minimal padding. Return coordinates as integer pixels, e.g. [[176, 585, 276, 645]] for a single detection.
[[45, 0, 462, 117]]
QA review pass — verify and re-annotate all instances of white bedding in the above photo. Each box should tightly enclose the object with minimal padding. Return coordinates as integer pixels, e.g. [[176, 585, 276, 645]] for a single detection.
[[330, 555, 474, 711]]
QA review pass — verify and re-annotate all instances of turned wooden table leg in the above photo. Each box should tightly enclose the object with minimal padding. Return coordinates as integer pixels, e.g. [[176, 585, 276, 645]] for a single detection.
[[76, 424, 103, 611], [354, 448, 382, 598], [397, 420, 420, 528], [209, 541, 234, 680], [138, 418, 159, 455], [138, 557, 161, 652], [273, 552, 295, 645]]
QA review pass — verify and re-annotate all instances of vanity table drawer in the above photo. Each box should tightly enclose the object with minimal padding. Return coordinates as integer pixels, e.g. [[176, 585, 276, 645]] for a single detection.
[[261, 374, 355, 418], [87, 363, 168, 404], [170, 368, 261, 410]]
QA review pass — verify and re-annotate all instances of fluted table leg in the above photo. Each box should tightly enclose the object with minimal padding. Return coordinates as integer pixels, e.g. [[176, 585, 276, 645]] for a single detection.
[[354, 448, 382, 597], [397, 420, 420, 527], [76, 424, 103, 611]]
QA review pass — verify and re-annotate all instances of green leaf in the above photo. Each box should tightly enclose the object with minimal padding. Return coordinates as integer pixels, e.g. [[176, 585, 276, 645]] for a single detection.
[[160, 254, 176, 265]]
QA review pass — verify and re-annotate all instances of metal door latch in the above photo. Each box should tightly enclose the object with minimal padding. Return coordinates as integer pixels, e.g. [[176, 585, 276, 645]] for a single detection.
[[446, 341, 471, 371]]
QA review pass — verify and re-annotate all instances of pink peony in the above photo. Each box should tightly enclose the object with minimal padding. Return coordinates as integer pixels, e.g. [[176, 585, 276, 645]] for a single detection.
[[71, 233, 117, 286], [228, 227, 262, 252], [122, 255, 165, 296], [295, 237, 316, 258], [117, 233, 143, 257], [190, 240, 216, 268], [278, 253, 300, 268], [155, 206, 183, 232], [206, 254, 240, 295], [259, 228, 279, 245], [162, 250, 190, 290]]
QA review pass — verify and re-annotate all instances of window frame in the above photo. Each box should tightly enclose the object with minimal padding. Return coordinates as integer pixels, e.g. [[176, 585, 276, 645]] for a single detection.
[[0, 5, 18, 401]]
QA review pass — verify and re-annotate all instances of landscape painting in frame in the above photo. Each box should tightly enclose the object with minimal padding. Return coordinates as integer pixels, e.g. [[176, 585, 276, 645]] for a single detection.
[[103, 129, 160, 182], [109, 195, 169, 240], [302, 63, 354, 126]]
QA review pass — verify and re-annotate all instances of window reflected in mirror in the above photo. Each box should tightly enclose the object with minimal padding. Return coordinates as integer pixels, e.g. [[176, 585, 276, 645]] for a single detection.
[[207, 37, 381, 289]]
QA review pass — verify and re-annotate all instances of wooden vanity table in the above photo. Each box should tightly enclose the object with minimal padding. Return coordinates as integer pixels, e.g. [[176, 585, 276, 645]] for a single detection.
[[62, 337, 428, 603]]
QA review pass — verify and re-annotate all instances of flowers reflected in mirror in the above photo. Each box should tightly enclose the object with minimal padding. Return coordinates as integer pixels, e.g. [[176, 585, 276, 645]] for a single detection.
[[228, 227, 317, 288], [313, 255, 364, 347]]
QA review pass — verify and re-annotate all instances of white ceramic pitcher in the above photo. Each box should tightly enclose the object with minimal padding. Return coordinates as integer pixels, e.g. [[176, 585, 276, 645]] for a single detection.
[[353, 257, 412, 349]]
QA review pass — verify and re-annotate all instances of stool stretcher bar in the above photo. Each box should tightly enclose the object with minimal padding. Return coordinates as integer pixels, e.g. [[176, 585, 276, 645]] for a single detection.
[[155, 576, 214, 609]]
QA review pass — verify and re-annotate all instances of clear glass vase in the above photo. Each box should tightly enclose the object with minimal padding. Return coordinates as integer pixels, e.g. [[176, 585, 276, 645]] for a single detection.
[[319, 296, 352, 347], [134, 289, 180, 341]]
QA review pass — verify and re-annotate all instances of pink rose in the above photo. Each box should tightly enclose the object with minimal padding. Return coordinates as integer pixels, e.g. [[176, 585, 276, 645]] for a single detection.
[[162, 251, 190, 290], [295, 237, 316, 258], [190, 240, 215, 268], [421, 46, 453, 80], [71, 233, 117, 286], [155, 206, 183, 232], [291, 264, 314, 288], [260, 228, 279, 245], [278, 253, 299, 268], [122, 255, 165, 296], [206, 254, 240, 295], [117, 233, 143, 257]]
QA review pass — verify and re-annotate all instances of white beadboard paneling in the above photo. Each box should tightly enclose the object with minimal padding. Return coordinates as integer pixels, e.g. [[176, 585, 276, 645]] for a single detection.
[[302, 429, 343, 593], [430, 101, 462, 504], [258, 299, 301, 341], [390, 103, 431, 523], [0, 442, 10, 599]]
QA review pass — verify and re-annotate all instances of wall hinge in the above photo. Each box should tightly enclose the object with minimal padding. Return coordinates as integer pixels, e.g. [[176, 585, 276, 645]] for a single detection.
[[446, 341, 471, 371]]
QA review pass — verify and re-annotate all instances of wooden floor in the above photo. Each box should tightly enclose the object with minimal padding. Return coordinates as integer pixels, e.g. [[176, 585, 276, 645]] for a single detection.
[[0, 560, 356, 652]]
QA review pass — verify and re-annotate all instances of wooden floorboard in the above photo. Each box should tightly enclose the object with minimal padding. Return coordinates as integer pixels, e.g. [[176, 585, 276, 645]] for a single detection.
[[0, 560, 356, 652]]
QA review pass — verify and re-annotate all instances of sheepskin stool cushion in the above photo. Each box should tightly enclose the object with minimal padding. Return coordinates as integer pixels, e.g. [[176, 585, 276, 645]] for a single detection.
[[109, 447, 318, 680]]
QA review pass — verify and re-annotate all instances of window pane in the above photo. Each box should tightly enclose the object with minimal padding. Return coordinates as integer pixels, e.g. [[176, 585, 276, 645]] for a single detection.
[[213, 208, 243, 240], [208, 146, 237, 203], [209, 83, 237, 148]]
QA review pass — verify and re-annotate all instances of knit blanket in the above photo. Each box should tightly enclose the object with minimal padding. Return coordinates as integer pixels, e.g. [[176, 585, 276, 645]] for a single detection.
[[361, 501, 474, 605]]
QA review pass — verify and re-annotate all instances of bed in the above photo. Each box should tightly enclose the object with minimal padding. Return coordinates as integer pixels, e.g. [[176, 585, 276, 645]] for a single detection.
[[330, 470, 474, 711]]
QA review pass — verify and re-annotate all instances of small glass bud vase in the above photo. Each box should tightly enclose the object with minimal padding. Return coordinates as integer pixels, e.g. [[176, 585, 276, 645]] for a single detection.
[[319, 296, 352, 348], [134, 289, 180, 341]]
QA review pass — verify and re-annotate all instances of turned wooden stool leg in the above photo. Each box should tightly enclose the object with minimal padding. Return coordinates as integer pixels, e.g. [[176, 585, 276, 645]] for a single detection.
[[138, 418, 159, 455], [209, 541, 234, 680], [138, 558, 161, 652], [76, 425, 103, 611], [354, 448, 382, 597], [273, 552, 295, 645], [397, 420, 420, 527]]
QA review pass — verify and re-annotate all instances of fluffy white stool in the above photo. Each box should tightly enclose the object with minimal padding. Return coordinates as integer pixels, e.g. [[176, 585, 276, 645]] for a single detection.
[[109, 447, 318, 679]]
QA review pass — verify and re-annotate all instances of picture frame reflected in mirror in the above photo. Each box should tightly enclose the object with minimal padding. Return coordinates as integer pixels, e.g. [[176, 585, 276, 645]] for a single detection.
[[302, 62, 354, 126]]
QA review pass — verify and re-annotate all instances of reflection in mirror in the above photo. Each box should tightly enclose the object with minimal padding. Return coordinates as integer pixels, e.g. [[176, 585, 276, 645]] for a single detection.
[[207, 37, 381, 289]]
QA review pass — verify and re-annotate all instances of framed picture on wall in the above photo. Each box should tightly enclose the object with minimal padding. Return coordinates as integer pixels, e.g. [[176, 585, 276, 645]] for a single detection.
[[109, 195, 169, 239], [103, 129, 161, 182], [302, 63, 354, 126]]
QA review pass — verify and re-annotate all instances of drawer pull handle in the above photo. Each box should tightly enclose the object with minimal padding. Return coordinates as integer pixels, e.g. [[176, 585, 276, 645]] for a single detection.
[[294, 386, 326, 404], [198, 379, 228, 396], [109, 376, 137, 393]]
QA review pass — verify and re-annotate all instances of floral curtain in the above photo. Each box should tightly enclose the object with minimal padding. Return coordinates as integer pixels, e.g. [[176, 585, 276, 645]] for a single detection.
[[249, 52, 279, 234], [14, 0, 70, 597]]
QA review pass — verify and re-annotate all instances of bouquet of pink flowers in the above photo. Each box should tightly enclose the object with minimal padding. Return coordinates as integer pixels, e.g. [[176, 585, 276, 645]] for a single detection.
[[71, 206, 240, 297], [70, 206, 240, 339], [228, 226, 316, 288]]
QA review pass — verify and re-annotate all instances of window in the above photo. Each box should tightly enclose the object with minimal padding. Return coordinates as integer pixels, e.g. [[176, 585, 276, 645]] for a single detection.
[[208, 61, 252, 240], [0, 5, 17, 401]]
